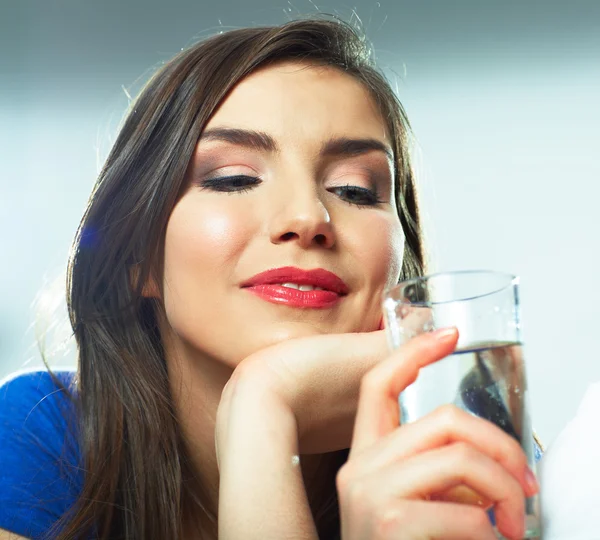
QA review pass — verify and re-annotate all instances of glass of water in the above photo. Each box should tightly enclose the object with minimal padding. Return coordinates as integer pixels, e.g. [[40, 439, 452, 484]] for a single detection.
[[382, 270, 540, 539]]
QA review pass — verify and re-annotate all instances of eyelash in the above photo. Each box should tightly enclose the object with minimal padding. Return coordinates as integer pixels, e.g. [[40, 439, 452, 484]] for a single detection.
[[200, 175, 384, 207], [328, 184, 384, 207], [200, 175, 261, 194]]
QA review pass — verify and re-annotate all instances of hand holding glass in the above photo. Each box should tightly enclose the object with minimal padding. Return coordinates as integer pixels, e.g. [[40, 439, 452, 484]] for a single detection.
[[382, 270, 540, 539]]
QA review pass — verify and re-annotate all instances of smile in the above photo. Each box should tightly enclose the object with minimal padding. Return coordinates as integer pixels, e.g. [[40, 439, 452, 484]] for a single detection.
[[278, 283, 325, 291], [241, 267, 349, 309]]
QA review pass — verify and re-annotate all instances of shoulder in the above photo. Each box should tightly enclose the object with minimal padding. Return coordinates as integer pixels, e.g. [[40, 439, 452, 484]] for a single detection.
[[0, 368, 75, 409], [0, 370, 82, 539], [0, 370, 78, 455]]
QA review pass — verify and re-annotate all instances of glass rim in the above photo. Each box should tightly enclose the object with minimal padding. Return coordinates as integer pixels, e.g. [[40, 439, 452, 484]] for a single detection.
[[383, 269, 519, 306]]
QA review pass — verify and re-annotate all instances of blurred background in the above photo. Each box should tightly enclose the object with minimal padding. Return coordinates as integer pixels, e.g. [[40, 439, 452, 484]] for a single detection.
[[1, 0, 599, 444]]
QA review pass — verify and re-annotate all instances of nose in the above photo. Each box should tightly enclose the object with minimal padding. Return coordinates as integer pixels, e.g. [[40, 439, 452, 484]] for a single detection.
[[269, 188, 336, 249]]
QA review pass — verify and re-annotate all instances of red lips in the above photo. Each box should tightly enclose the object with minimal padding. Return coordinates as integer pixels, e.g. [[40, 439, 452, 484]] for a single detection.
[[241, 266, 349, 308]]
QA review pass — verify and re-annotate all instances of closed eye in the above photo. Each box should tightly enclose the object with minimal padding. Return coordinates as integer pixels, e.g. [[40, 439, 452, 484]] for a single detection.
[[200, 175, 262, 193], [327, 185, 384, 207]]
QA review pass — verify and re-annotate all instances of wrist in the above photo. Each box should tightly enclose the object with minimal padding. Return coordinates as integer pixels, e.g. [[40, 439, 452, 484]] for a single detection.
[[216, 371, 318, 539], [216, 368, 299, 463]]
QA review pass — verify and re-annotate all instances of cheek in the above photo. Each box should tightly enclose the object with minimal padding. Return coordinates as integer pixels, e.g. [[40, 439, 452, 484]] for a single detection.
[[353, 213, 405, 288], [162, 195, 251, 315]]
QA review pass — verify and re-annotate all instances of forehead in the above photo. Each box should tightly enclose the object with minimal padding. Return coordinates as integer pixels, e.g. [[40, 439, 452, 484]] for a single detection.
[[205, 61, 390, 144]]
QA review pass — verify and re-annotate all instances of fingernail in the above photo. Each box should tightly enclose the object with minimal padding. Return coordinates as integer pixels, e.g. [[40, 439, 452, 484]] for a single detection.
[[524, 467, 539, 496], [432, 327, 457, 342]]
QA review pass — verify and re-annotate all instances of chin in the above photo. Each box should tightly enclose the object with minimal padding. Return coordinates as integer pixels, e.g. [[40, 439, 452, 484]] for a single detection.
[[229, 322, 326, 357], [249, 318, 378, 349], [259, 322, 329, 345]]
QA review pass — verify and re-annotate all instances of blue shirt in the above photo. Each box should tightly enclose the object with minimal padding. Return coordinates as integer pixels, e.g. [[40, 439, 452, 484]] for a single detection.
[[0, 370, 545, 539], [0, 371, 82, 539]]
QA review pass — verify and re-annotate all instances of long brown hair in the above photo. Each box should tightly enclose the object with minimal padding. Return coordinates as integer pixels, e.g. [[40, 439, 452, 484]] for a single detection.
[[58, 17, 424, 539]]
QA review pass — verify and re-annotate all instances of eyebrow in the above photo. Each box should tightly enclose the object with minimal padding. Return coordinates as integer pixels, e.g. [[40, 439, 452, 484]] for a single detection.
[[321, 137, 394, 162], [199, 127, 394, 162], [200, 128, 277, 152]]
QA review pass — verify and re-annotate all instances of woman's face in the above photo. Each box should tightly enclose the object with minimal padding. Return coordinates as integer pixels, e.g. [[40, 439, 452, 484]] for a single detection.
[[161, 61, 405, 367]]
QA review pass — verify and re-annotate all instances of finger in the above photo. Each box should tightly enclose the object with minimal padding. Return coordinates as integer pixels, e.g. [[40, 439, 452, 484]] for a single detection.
[[354, 404, 538, 499], [370, 442, 525, 540], [351, 327, 458, 455], [355, 499, 496, 540]]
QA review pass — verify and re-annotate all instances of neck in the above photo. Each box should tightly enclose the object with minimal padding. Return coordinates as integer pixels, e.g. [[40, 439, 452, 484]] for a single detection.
[[166, 340, 228, 507]]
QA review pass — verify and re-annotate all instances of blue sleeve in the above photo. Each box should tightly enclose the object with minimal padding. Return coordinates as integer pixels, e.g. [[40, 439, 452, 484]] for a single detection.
[[0, 370, 82, 539]]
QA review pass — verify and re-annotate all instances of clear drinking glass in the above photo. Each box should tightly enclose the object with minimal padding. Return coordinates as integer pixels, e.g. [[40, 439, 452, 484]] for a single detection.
[[382, 270, 540, 539]]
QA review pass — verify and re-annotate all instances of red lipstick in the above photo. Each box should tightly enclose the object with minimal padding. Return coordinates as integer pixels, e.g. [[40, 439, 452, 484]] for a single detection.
[[242, 267, 349, 308]]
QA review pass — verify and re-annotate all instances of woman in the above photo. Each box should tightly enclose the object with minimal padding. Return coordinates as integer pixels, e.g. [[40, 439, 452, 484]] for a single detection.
[[0, 18, 539, 540]]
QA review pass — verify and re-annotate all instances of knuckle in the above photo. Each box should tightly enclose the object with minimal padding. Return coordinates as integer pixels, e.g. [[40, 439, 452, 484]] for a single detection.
[[335, 464, 352, 494], [346, 478, 369, 505], [449, 441, 477, 464], [373, 504, 407, 537], [360, 370, 378, 390], [336, 463, 364, 503], [359, 371, 380, 398], [230, 355, 259, 382], [435, 403, 463, 425]]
